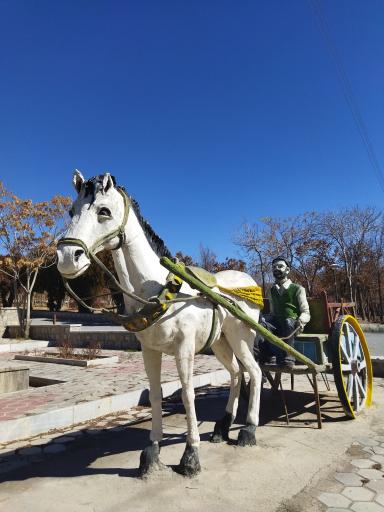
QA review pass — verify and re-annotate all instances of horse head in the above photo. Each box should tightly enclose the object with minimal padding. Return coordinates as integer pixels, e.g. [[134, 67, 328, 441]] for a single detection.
[[56, 170, 129, 279]]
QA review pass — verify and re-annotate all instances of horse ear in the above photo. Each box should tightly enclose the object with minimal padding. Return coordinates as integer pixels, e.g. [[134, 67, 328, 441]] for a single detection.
[[73, 169, 85, 193], [102, 173, 115, 193]]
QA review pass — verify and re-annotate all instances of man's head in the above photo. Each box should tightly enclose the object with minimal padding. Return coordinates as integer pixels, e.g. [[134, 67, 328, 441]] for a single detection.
[[272, 256, 290, 282]]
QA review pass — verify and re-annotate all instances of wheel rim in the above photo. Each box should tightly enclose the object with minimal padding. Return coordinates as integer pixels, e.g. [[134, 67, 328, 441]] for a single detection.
[[331, 315, 373, 418]]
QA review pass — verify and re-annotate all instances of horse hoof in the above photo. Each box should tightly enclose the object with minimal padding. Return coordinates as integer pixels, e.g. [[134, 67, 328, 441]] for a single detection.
[[178, 444, 201, 477], [210, 412, 233, 443], [237, 424, 257, 447], [138, 442, 165, 477], [210, 433, 224, 443]]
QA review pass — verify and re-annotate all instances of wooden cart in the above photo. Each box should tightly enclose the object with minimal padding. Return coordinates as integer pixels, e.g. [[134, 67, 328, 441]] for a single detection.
[[259, 291, 372, 427], [160, 258, 373, 429]]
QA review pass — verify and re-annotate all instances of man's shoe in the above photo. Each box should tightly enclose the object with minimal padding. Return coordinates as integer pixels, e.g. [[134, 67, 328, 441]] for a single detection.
[[263, 356, 277, 365], [278, 358, 295, 369]]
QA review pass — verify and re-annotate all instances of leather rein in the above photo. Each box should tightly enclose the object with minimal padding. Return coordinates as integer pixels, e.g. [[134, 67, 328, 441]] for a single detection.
[[57, 188, 156, 310], [56, 187, 214, 336]]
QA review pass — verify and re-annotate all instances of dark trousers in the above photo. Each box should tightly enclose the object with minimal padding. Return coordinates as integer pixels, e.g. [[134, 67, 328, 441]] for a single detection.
[[259, 317, 296, 364]]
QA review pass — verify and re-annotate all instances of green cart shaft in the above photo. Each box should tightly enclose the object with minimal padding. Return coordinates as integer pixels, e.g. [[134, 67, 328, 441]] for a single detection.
[[160, 256, 320, 371]]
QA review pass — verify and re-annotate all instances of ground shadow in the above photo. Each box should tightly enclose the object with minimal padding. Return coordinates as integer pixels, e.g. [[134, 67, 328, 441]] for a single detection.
[[0, 396, 222, 484], [256, 387, 348, 428], [0, 384, 347, 484], [0, 423, 182, 484]]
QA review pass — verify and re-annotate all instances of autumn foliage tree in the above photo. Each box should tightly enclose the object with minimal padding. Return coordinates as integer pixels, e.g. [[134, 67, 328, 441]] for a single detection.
[[235, 206, 384, 321], [0, 182, 71, 336], [0, 256, 14, 307]]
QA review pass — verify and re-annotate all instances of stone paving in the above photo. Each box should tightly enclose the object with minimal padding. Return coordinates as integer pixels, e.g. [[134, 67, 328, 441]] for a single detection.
[[0, 383, 229, 477], [0, 349, 224, 422], [1, 335, 383, 510], [0, 348, 227, 444], [315, 435, 384, 511]]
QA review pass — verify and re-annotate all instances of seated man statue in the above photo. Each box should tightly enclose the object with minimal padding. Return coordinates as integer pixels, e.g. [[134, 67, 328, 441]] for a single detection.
[[260, 256, 310, 368]]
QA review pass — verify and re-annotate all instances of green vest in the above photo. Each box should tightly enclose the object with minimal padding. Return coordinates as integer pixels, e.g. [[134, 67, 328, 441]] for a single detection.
[[271, 283, 301, 320]]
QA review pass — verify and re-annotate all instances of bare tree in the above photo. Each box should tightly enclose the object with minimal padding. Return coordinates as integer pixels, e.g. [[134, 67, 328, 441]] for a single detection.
[[321, 206, 381, 306], [175, 251, 196, 266], [234, 222, 269, 296], [235, 212, 324, 296], [199, 245, 218, 272]]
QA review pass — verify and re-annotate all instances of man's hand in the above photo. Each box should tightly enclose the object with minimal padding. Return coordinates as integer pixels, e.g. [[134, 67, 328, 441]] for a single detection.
[[260, 316, 277, 333], [295, 319, 305, 334]]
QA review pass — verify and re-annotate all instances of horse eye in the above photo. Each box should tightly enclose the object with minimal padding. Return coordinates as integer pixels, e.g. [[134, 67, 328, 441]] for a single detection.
[[68, 208, 74, 218], [98, 207, 111, 218]]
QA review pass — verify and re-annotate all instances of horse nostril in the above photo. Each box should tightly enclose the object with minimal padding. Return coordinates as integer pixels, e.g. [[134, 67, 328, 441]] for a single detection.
[[74, 249, 84, 262]]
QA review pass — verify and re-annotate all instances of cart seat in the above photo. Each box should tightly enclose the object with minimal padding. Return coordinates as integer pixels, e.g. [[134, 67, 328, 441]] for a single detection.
[[260, 362, 328, 374], [294, 334, 329, 365]]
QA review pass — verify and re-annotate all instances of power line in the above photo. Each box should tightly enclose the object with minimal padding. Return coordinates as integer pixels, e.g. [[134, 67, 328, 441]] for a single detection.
[[310, 0, 384, 193]]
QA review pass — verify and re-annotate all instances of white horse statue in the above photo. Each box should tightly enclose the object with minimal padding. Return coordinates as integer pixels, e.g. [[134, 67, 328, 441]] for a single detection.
[[57, 171, 263, 477]]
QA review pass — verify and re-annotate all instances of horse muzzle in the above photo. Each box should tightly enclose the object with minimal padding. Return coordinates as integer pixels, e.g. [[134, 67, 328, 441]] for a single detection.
[[56, 244, 91, 279]]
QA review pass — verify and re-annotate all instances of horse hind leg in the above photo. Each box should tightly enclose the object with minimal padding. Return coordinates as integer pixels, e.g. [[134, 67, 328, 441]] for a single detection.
[[210, 334, 242, 443], [224, 321, 262, 447]]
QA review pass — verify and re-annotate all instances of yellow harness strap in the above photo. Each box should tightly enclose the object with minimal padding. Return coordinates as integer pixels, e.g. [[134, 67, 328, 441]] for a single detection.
[[218, 285, 264, 308]]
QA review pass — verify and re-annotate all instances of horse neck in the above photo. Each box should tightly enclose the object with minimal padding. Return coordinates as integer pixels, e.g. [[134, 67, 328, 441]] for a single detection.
[[120, 209, 168, 298]]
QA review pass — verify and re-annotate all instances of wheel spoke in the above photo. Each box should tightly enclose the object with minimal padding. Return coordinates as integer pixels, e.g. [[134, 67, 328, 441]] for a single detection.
[[347, 375, 353, 400], [352, 329, 360, 360], [341, 343, 351, 363], [356, 375, 366, 399], [343, 323, 353, 359], [341, 363, 352, 372], [352, 376, 361, 411]]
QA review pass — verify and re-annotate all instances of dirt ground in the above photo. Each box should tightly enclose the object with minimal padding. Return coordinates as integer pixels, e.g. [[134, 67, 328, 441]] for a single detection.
[[0, 376, 383, 512]]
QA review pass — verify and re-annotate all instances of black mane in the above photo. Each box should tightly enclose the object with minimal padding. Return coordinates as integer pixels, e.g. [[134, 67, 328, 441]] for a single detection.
[[82, 175, 172, 259], [129, 196, 172, 259], [83, 175, 117, 205]]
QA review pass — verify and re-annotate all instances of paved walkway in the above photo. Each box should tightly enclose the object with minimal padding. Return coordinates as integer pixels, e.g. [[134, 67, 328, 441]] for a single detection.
[[1, 377, 383, 512], [1, 331, 383, 511], [0, 383, 229, 477], [0, 348, 227, 445], [309, 435, 384, 511]]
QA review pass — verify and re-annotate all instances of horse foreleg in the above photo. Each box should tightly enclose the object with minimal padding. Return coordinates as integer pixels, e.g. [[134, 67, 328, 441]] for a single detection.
[[225, 323, 262, 447], [210, 335, 241, 443], [139, 347, 165, 477], [175, 345, 201, 477]]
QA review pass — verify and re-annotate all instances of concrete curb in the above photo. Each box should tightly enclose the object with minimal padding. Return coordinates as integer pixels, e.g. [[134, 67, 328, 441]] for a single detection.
[[0, 369, 229, 445], [371, 356, 384, 378], [0, 340, 50, 353], [360, 323, 384, 333], [6, 324, 141, 350], [14, 354, 119, 367]]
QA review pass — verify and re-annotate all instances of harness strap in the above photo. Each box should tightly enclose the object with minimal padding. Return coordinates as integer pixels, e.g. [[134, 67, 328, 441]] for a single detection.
[[198, 305, 218, 354], [91, 252, 152, 305], [63, 270, 184, 332], [101, 299, 168, 332], [63, 279, 100, 313]]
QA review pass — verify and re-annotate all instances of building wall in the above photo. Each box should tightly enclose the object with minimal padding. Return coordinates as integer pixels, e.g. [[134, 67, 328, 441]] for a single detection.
[[0, 308, 20, 337]]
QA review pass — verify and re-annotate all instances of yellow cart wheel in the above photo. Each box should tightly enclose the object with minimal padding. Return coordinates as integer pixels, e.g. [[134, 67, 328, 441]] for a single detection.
[[330, 315, 373, 418]]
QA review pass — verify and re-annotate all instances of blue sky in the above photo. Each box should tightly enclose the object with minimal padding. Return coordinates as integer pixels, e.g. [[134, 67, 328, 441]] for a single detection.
[[0, 1, 383, 262]]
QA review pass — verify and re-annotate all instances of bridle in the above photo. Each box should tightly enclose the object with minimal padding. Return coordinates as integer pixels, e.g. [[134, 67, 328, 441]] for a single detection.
[[58, 187, 130, 262], [57, 187, 155, 309], [56, 186, 200, 316], [55, 184, 220, 348]]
